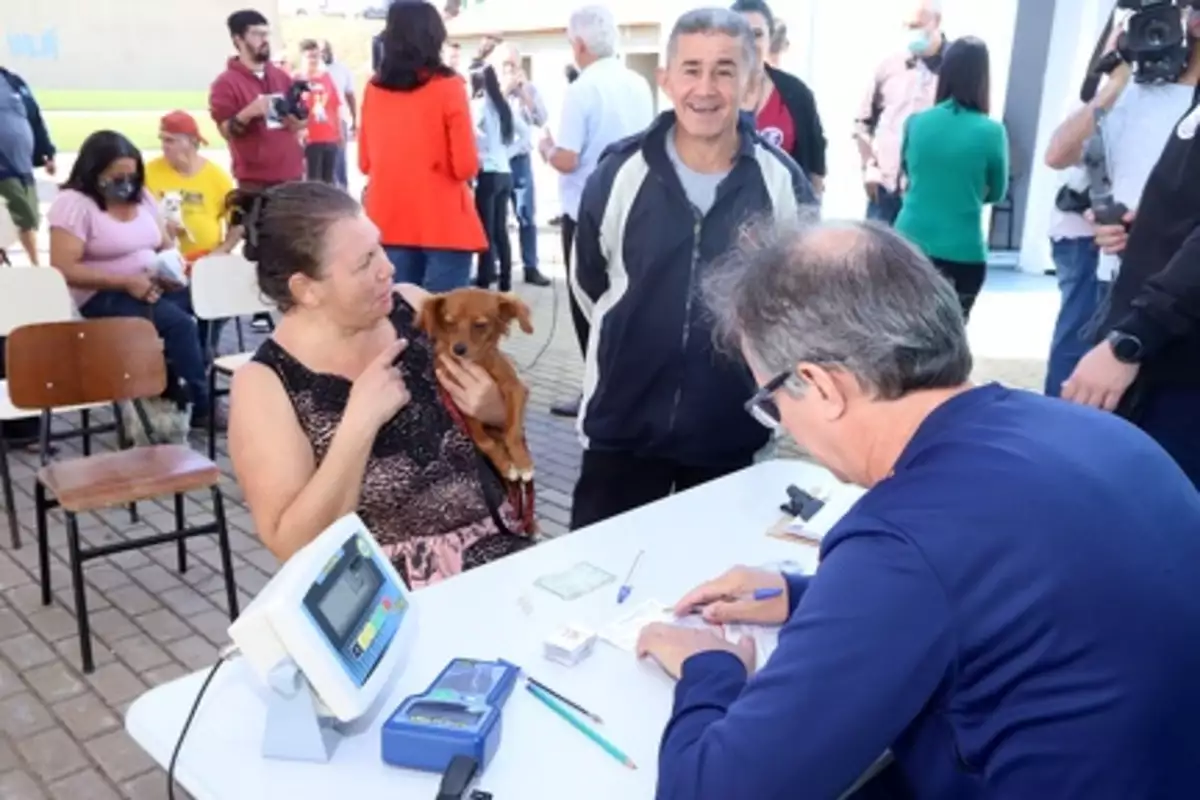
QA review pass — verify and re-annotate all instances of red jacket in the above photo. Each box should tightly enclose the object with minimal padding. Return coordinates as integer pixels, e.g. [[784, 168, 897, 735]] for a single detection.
[[359, 74, 485, 251], [209, 57, 305, 185]]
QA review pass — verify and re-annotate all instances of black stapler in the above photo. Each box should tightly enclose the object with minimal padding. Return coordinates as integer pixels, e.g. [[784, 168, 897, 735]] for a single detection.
[[781, 484, 825, 522]]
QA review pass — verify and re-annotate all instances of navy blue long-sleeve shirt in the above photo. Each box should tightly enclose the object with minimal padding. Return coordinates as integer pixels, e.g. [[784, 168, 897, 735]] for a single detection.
[[657, 384, 1200, 800]]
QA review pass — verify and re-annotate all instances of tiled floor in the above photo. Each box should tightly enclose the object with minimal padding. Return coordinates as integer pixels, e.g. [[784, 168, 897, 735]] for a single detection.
[[2, 176, 1056, 798]]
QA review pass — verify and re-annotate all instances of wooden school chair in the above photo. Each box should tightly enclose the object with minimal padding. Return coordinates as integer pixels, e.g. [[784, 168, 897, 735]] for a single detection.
[[0, 267, 123, 549], [189, 253, 275, 460], [6, 318, 240, 673]]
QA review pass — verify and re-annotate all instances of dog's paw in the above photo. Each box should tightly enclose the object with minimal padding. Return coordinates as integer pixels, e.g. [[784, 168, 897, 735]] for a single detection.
[[519, 467, 535, 483], [505, 465, 520, 482]]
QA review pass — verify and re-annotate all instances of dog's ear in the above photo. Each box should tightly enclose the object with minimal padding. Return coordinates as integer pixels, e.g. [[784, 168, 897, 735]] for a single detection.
[[498, 294, 534, 335], [416, 294, 446, 338]]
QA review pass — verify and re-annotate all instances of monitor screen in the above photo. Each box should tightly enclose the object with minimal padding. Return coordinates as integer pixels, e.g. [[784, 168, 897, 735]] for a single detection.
[[302, 534, 406, 687], [405, 701, 484, 729], [317, 556, 381, 643]]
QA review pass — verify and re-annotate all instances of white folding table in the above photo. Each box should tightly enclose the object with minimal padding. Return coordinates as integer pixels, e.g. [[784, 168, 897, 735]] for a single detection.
[[126, 458, 836, 800]]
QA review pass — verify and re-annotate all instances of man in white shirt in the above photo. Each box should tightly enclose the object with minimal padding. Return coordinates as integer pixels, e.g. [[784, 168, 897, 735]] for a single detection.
[[542, 3, 655, 417], [321, 40, 357, 189]]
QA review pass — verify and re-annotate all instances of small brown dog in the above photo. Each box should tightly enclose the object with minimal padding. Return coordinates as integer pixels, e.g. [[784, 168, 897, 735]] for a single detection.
[[417, 288, 536, 483]]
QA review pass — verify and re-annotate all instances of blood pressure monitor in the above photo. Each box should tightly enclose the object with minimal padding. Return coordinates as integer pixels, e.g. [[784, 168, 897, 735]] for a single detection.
[[229, 514, 417, 755]]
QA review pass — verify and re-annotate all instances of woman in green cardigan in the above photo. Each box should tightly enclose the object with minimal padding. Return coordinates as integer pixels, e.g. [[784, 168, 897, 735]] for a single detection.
[[896, 37, 1008, 321]]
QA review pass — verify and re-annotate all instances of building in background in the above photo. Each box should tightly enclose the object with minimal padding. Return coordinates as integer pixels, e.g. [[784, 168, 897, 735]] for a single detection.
[[3, 0, 281, 91]]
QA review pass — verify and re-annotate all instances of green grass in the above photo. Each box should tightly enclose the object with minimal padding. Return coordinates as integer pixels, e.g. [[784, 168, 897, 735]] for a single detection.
[[35, 90, 209, 113], [46, 112, 224, 153]]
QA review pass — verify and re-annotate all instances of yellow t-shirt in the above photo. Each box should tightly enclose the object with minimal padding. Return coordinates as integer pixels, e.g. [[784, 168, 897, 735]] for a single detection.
[[144, 157, 235, 260]]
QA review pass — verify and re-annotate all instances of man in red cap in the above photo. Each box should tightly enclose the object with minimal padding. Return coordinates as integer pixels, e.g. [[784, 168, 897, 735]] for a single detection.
[[144, 110, 237, 266]]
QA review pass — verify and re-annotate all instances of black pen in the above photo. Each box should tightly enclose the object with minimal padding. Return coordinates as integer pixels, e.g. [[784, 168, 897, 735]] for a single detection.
[[525, 677, 603, 724]]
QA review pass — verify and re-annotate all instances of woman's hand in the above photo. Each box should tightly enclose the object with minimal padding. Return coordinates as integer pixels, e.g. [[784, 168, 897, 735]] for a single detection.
[[344, 339, 411, 435], [437, 355, 506, 428], [124, 269, 160, 303]]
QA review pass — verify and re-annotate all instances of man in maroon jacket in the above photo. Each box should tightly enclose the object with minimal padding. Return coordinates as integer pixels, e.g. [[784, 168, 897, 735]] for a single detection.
[[209, 9, 304, 193]]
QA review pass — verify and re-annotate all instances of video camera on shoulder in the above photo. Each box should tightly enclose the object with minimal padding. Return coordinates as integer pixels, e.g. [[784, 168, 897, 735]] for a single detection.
[[266, 80, 310, 127], [1100, 1, 1200, 84]]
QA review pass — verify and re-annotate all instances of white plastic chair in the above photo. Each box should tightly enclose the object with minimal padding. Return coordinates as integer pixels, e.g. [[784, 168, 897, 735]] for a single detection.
[[189, 253, 275, 459], [0, 268, 110, 548]]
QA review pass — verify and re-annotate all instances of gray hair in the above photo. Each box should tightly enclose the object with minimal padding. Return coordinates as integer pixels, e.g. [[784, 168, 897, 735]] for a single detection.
[[567, 5, 618, 59], [667, 8, 758, 70], [703, 220, 972, 400]]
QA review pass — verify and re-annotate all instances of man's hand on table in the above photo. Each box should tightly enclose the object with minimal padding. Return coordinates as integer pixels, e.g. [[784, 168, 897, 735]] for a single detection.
[[635, 567, 790, 680], [673, 566, 790, 625], [637, 624, 755, 680]]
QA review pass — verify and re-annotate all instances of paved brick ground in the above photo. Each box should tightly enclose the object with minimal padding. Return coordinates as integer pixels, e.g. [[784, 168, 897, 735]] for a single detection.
[[0, 227, 1050, 798]]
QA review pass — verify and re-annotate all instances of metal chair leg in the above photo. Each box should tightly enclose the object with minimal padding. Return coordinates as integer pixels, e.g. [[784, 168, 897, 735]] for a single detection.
[[206, 368, 218, 462], [235, 318, 245, 352], [80, 409, 91, 456], [65, 511, 94, 673], [35, 481, 49, 604], [112, 403, 138, 523], [212, 487, 239, 620], [0, 435, 20, 549], [174, 493, 187, 574]]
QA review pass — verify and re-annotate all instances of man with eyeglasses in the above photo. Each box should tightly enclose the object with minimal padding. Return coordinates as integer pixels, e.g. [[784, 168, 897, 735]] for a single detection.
[[567, 8, 816, 531], [636, 220, 1200, 800]]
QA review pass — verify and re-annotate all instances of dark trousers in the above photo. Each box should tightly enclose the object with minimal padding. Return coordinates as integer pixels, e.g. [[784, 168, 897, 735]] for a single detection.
[[570, 450, 752, 530], [305, 142, 339, 184], [1045, 237, 1103, 397], [1132, 387, 1200, 490], [79, 289, 210, 416], [334, 143, 349, 189], [866, 186, 903, 226], [929, 257, 987, 321], [475, 171, 514, 291], [561, 214, 589, 355], [509, 153, 538, 271]]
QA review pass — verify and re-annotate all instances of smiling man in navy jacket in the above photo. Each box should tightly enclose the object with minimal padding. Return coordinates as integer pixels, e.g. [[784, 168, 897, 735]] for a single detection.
[[568, 7, 816, 530], [638, 220, 1200, 800]]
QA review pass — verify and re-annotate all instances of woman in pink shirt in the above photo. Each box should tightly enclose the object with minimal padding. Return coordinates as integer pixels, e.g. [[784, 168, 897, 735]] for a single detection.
[[47, 131, 213, 428]]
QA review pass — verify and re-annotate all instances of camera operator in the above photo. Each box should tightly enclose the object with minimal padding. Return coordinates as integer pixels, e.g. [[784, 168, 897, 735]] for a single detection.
[[1062, 8, 1200, 488], [209, 9, 304, 194], [1043, 16, 1199, 397]]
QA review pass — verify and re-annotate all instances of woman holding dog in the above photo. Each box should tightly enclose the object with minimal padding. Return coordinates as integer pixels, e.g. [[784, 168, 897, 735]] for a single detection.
[[226, 182, 531, 588]]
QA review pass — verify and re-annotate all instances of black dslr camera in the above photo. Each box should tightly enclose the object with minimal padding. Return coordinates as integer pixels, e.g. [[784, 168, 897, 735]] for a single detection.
[[1101, 0, 1200, 83], [269, 79, 310, 121]]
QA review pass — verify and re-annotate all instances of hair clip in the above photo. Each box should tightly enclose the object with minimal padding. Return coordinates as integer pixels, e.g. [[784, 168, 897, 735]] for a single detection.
[[244, 193, 270, 248]]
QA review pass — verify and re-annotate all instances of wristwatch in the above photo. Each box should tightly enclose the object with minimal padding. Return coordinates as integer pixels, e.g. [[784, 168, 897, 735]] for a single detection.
[[1106, 330, 1144, 364]]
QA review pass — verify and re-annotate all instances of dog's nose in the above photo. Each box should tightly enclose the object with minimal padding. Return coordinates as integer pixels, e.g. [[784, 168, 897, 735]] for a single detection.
[[452, 343, 468, 357]]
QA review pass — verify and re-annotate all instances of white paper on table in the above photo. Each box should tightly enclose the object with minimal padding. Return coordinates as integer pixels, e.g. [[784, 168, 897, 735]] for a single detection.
[[599, 599, 781, 667]]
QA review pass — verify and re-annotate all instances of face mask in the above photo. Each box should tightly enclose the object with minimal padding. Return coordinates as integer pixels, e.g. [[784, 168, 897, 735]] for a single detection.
[[100, 176, 140, 203], [907, 29, 932, 54]]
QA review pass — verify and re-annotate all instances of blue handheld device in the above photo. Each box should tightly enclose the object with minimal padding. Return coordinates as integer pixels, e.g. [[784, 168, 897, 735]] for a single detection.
[[381, 658, 520, 773]]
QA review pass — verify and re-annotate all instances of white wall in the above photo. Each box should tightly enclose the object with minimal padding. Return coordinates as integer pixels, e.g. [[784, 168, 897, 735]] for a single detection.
[[1016, 0, 1114, 273]]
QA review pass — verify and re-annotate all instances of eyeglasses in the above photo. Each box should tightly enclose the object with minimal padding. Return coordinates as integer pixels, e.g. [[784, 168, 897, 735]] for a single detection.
[[744, 369, 793, 430]]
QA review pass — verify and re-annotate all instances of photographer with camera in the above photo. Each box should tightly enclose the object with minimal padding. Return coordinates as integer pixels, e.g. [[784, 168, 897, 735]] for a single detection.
[[1061, 4, 1200, 488], [1043, 11, 1199, 397], [208, 9, 304, 194]]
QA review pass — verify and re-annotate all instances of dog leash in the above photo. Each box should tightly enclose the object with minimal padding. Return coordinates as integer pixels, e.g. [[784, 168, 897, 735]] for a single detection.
[[436, 383, 537, 536]]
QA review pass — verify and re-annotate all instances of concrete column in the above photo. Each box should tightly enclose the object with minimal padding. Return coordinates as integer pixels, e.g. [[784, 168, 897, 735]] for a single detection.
[[1015, 0, 1114, 272]]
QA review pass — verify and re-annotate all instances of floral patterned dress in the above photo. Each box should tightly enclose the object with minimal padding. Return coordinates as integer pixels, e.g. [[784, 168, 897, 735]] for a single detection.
[[251, 297, 530, 587]]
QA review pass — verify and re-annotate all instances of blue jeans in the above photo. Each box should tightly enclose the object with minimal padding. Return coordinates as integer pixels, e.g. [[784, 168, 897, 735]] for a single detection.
[[79, 288, 210, 416], [509, 153, 538, 271], [1044, 237, 1102, 397], [385, 247, 472, 292], [866, 186, 903, 226]]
